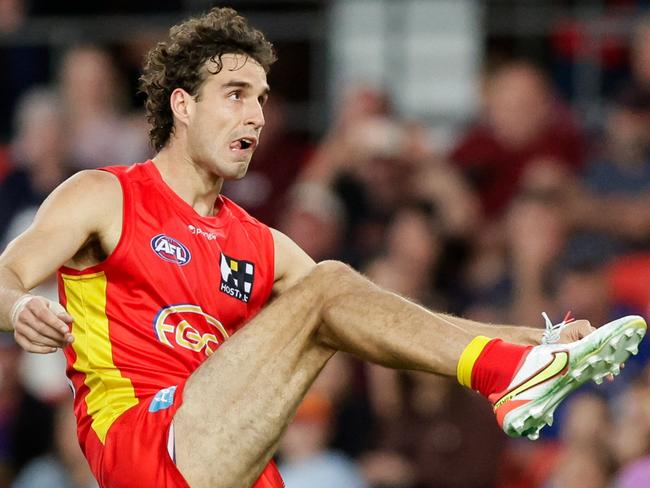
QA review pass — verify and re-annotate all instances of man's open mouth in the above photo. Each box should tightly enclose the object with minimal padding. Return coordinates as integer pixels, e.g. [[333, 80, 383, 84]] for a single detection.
[[230, 137, 257, 151]]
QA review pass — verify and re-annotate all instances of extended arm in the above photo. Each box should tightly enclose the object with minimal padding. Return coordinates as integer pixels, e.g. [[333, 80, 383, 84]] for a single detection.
[[0, 170, 121, 352]]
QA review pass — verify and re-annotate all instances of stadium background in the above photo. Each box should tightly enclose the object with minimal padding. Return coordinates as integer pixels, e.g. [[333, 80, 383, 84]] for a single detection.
[[3, 0, 650, 487]]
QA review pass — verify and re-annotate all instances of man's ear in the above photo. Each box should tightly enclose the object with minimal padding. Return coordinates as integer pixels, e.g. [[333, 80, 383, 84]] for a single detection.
[[169, 88, 193, 127]]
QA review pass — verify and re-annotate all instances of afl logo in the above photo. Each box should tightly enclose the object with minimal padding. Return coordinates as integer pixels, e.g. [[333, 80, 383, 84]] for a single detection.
[[151, 234, 192, 266]]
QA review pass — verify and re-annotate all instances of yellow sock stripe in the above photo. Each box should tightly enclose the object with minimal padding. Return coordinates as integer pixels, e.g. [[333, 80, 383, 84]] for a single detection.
[[457, 335, 492, 388], [62, 272, 139, 444]]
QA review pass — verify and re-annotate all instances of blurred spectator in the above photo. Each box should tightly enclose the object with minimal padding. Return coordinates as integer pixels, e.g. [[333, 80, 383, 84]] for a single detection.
[[12, 398, 98, 488], [301, 85, 477, 274], [0, 337, 55, 488], [566, 89, 650, 255], [365, 201, 445, 308], [58, 45, 149, 168], [300, 85, 393, 187], [554, 235, 619, 329], [544, 445, 611, 488], [279, 382, 368, 488], [361, 373, 505, 488], [411, 153, 479, 241], [628, 15, 650, 97], [0, 0, 24, 34], [0, 0, 51, 140], [0, 339, 25, 487], [610, 380, 650, 469], [506, 161, 571, 325], [0, 87, 72, 247], [363, 220, 505, 488], [584, 90, 650, 196], [561, 393, 613, 450], [450, 61, 587, 218], [279, 183, 346, 262], [297, 86, 406, 267], [501, 393, 613, 488]]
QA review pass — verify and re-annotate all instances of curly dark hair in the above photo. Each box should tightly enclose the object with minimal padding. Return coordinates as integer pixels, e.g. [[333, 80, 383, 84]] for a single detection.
[[139, 7, 276, 151]]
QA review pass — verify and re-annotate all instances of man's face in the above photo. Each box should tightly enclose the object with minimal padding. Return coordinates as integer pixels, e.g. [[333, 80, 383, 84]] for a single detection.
[[185, 53, 269, 180]]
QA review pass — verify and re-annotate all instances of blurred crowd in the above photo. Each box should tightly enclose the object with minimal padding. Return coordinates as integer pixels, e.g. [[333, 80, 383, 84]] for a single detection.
[[5, 3, 650, 488]]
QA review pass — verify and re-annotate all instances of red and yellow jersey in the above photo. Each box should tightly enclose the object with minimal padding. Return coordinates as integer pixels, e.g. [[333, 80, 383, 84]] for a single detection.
[[58, 160, 275, 454]]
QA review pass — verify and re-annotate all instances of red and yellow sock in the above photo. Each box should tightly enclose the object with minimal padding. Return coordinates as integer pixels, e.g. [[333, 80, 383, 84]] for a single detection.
[[457, 336, 532, 398]]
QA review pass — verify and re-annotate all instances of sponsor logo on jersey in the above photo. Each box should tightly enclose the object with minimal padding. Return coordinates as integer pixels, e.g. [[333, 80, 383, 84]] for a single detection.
[[149, 385, 177, 413], [187, 224, 217, 241], [150, 234, 192, 266], [219, 253, 255, 303], [153, 304, 229, 357]]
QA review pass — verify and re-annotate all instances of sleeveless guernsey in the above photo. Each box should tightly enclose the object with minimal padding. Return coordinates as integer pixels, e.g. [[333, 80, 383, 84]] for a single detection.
[[58, 160, 280, 487]]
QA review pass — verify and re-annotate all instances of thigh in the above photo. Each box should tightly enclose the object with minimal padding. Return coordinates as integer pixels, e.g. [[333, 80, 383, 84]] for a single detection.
[[174, 272, 335, 488]]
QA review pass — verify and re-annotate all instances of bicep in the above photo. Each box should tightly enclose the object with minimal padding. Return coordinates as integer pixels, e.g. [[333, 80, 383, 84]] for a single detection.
[[0, 171, 119, 290], [271, 229, 316, 295]]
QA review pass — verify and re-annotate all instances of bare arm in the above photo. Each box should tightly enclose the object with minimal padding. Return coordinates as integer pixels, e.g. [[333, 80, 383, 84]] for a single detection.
[[271, 228, 316, 295], [0, 170, 121, 351]]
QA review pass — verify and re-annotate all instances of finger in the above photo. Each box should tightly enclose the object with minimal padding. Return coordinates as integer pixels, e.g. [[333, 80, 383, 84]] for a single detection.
[[47, 301, 74, 324], [29, 306, 72, 338], [20, 309, 68, 343], [19, 309, 69, 346], [58, 313, 74, 325], [14, 332, 57, 354], [15, 319, 66, 348]]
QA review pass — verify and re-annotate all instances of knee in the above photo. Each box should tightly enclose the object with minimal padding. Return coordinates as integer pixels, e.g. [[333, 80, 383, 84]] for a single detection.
[[310, 259, 376, 305], [299, 260, 356, 312], [313, 259, 351, 278], [310, 260, 356, 291]]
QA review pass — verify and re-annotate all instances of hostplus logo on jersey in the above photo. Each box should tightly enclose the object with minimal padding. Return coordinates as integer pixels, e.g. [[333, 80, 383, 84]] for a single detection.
[[151, 234, 192, 266], [219, 253, 255, 303]]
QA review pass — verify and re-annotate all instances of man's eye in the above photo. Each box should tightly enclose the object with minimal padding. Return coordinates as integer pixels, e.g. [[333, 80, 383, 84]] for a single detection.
[[228, 91, 241, 101]]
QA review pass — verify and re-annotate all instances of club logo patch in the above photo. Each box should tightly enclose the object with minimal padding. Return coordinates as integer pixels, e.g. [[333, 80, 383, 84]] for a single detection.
[[219, 253, 254, 303], [151, 234, 191, 266], [153, 304, 228, 356]]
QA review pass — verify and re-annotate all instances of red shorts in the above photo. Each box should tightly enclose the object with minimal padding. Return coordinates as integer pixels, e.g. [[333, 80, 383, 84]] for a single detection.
[[85, 382, 284, 488]]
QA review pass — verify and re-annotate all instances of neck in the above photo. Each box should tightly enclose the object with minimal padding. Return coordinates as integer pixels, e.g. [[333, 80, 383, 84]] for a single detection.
[[153, 143, 224, 217]]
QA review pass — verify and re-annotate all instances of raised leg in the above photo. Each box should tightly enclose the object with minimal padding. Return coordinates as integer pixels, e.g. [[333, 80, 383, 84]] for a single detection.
[[174, 261, 479, 487]]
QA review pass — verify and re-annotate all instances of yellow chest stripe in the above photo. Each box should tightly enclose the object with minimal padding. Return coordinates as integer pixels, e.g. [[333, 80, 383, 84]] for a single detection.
[[62, 272, 139, 444]]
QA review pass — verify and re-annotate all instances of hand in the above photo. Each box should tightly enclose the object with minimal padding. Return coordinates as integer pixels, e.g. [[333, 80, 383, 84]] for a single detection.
[[12, 295, 74, 353], [559, 319, 595, 343]]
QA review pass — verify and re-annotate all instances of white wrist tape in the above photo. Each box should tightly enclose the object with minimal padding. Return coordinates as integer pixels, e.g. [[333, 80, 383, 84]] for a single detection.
[[10, 294, 35, 327]]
